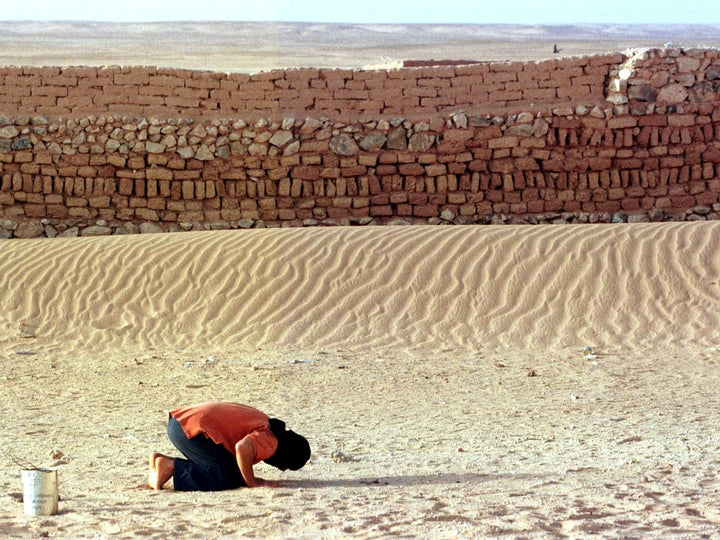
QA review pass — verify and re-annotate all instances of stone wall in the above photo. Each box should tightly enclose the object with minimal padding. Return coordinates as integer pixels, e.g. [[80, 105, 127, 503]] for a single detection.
[[1, 47, 720, 237], [0, 54, 621, 119]]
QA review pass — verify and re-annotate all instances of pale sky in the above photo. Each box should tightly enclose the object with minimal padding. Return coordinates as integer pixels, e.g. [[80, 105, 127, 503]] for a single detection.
[[2, 0, 719, 24]]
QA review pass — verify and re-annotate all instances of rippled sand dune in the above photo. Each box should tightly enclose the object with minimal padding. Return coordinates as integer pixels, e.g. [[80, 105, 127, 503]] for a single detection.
[[1, 224, 718, 354], [2, 223, 720, 539]]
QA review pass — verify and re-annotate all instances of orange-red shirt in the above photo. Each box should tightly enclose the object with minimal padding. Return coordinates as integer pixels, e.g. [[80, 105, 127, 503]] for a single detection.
[[170, 402, 278, 463]]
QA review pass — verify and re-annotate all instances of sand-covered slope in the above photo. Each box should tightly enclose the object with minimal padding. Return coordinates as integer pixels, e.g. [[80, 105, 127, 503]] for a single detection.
[[1, 223, 718, 356], [2, 223, 720, 539]]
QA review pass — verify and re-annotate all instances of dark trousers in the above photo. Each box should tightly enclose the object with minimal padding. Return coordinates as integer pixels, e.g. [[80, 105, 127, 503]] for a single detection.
[[167, 416, 246, 491]]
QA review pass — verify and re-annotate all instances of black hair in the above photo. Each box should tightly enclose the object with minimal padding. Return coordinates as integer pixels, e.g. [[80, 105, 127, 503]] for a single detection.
[[264, 418, 311, 471]]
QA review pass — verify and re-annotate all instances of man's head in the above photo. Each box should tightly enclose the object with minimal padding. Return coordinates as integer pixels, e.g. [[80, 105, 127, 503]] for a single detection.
[[265, 418, 311, 471]]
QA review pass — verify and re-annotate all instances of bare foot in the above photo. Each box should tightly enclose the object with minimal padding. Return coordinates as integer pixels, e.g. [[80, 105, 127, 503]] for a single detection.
[[148, 452, 174, 490]]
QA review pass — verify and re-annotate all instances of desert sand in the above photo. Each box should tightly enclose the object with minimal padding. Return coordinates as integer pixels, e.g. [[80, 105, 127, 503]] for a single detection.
[[2, 22, 720, 70], [0, 223, 719, 538], [2, 21, 720, 539]]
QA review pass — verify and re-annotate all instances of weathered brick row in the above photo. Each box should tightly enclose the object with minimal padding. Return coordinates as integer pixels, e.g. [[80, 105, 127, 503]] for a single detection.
[[2, 50, 720, 235], [0, 51, 651, 117]]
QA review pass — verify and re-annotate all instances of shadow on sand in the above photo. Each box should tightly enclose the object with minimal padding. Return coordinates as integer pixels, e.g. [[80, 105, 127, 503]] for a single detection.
[[277, 472, 551, 489]]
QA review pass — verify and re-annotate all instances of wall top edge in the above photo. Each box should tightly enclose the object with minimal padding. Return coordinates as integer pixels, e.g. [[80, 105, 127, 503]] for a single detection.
[[0, 47, 718, 76]]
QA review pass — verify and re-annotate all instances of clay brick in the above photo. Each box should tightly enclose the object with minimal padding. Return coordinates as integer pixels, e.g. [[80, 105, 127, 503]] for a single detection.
[[369, 205, 393, 217], [21, 194, 42, 206], [607, 117, 638, 129], [524, 88, 557, 101], [172, 170, 200, 181], [45, 74, 78, 87], [149, 74, 185, 88], [639, 115, 667, 127], [21, 95, 57, 108], [88, 196, 110, 208], [488, 90, 522, 102], [187, 75, 221, 89], [77, 166, 97, 178], [661, 157, 685, 168], [60, 66, 98, 77], [114, 177, 132, 196], [416, 96, 455, 110], [443, 129, 475, 143], [165, 96, 200, 108], [66, 196, 87, 207], [484, 71, 518, 84], [557, 85, 591, 99], [421, 66, 456, 79], [417, 78, 451, 91], [696, 191, 719, 205], [668, 114, 696, 127], [399, 163, 425, 176], [146, 167, 173, 181], [2, 84, 32, 99], [615, 158, 643, 170], [595, 201, 622, 212], [139, 85, 174, 97], [22, 203, 45, 217], [174, 87, 210, 99], [671, 195, 695, 208], [489, 137, 519, 149], [31, 85, 68, 97], [179, 181, 194, 199], [4, 74, 42, 86], [14, 152, 34, 163], [331, 197, 352, 208], [451, 75, 484, 87], [113, 72, 150, 85], [403, 86, 438, 98], [424, 164, 447, 177], [292, 166, 320, 180], [571, 75, 604, 86], [19, 163, 40, 175]]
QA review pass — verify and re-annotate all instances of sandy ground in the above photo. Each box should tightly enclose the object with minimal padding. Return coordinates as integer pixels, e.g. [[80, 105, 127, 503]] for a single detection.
[[2, 21, 720, 538], [1, 22, 720, 71], [0, 223, 719, 538]]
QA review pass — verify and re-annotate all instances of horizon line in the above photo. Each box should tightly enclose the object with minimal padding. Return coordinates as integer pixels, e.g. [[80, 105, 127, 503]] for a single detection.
[[2, 20, 720, 26]]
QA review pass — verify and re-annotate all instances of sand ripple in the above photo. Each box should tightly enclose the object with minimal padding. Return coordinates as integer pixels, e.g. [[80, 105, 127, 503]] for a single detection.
[[1, 223, 718, 354]]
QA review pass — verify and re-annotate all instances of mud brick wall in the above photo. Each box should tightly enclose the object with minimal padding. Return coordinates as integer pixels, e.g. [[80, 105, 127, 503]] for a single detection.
[[1, 47, 719, 237], [0, 54, 621, 119]]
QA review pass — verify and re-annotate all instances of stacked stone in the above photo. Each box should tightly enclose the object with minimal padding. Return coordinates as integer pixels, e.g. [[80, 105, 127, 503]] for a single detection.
[[1, 99, 719, 237], [607, 47, 720, 116], [1, 48, 720, 237]]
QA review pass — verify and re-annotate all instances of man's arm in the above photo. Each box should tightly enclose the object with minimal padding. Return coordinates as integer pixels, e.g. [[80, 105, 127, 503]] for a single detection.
[[235, 437, 259, 487]]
